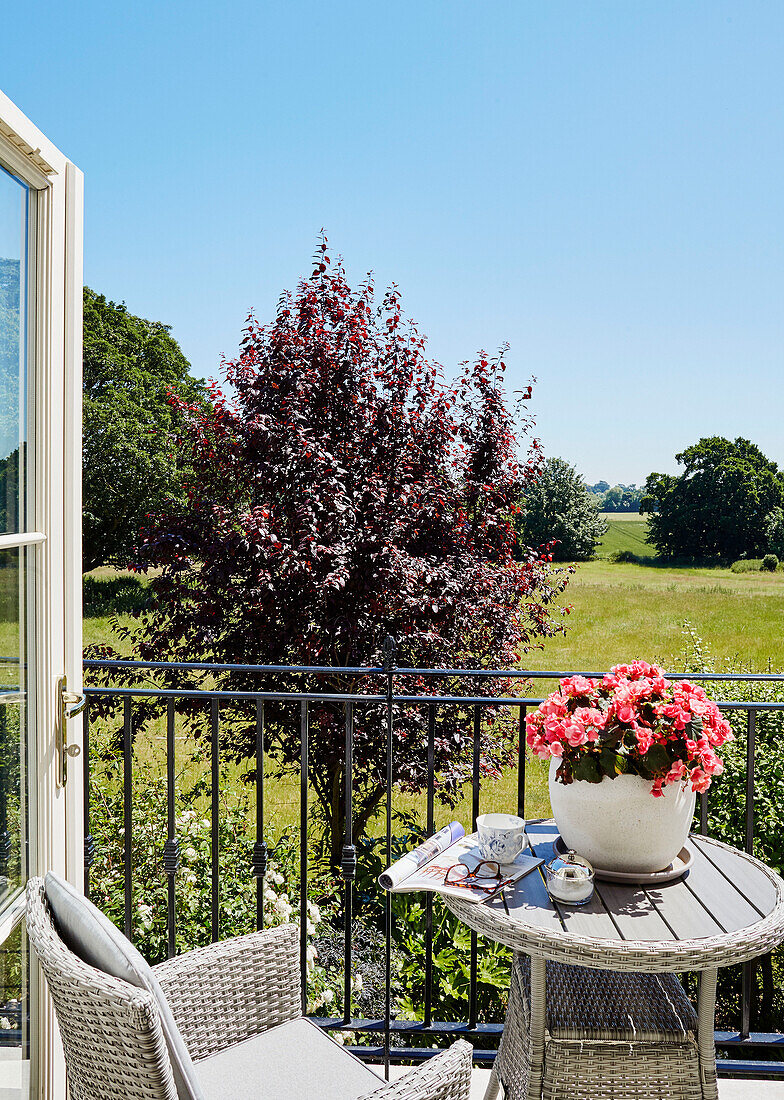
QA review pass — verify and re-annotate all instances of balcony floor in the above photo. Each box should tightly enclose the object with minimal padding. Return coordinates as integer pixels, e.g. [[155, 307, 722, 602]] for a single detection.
[[389, 1067, 784, 1098]]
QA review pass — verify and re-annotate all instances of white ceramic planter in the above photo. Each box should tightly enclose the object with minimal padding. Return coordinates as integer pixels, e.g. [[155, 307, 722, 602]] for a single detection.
[[548, 756, 696, 873]]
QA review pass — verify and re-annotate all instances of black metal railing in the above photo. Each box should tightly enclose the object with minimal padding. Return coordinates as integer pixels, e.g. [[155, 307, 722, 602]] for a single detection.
[[82, 653, 784, 1078]]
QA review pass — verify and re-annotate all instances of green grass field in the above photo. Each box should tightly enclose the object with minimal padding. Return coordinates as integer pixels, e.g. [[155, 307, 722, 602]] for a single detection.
[[84, 532, 784, 839], [596, 514, 656, 559], [527, 558, 784, 672]]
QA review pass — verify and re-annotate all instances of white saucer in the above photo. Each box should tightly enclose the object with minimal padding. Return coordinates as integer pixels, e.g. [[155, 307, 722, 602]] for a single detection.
[[553, 834, 692, 884]]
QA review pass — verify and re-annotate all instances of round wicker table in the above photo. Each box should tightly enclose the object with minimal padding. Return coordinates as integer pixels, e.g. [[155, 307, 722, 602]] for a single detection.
[[444, 820, 784, 1100]]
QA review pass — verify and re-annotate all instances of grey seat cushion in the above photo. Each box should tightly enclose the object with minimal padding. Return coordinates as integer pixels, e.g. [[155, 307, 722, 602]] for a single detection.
[[44, 872, 204, 1100], [196, 1017, 383, 1100]]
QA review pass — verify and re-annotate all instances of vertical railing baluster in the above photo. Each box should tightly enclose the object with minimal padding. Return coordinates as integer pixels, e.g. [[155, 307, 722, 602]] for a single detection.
[[82, 700, 95, 897], [123, 697, 133, 942], [253, 700, 267, 931], [0, 707, 9, 883], [342, 702, 356, 1024], [699, 792, 708, 835], [383, 635, 396, 1079], [424, 703, 435, 1028], [517, 704, 526, 819], [469, 698, 481, 1031], [741, 708, 757, 1038], [163, 699, 179, 959], [744, 709, 756, 856], [210, 698, 220, 942], [299, 700, 309, 1016]]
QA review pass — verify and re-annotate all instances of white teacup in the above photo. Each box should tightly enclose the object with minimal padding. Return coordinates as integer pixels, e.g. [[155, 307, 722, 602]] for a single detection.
[[476, 813, 526, 864]]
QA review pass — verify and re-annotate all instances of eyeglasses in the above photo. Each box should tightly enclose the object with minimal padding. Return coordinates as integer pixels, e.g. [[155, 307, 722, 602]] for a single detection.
[[442, 859, 514, 913], [443, 860, 504, 891]]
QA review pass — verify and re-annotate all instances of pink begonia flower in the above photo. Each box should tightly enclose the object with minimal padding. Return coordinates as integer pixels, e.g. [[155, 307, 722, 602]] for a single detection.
[[665, 760, 687, 784], [690, 768, 712, 794], [572, 707, 606, 742], [563, 721, 589, 748], [541, 694, 568, 717], [699, 747, 722, 774], [530, 667, 730, 797], [635, 729, 653, 754], [560, 675, 596, 698]]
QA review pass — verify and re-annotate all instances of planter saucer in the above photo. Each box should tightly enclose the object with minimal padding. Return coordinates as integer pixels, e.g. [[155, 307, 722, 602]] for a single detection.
[[553, 834, 692, 884]]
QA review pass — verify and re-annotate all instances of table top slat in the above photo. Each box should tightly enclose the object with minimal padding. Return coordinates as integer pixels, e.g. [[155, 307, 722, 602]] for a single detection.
[[486, 862, 565, 930], [523, 821, 622, 940], [691, 836, 777, 916], [680, 840, 763, 932], [591, 880, 678, 941], [644, 875, 725, 940]]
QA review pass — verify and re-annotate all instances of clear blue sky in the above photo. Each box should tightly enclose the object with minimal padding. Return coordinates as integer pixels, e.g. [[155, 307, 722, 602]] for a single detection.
[[3, 1, 783, 485]]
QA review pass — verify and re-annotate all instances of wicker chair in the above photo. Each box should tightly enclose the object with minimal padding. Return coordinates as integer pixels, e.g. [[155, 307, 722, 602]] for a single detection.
[[26, 877, 472, 1100]]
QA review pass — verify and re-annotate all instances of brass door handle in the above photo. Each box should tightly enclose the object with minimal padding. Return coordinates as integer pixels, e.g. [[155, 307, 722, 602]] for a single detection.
[[63, 690, 86, 720], [56, 675, 85, 787]]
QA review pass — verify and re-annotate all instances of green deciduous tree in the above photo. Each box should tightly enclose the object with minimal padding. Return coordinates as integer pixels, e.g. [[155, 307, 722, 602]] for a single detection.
[[599, 484, 642, 512], [518, 456, 607, 561], [82, 288, 206, 571], [765, 507, 784, 558], [641, 437, 784, 562]]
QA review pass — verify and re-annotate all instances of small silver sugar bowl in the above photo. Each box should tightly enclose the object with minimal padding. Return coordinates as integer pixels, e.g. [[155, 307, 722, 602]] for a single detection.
[[545, 849, 595, 906]]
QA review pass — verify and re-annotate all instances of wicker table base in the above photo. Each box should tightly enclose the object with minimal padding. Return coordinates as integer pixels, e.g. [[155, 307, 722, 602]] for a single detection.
[[487, 955, 715, 1100]]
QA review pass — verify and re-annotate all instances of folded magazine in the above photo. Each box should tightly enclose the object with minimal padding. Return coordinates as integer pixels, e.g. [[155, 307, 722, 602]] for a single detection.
[[379, 821, 543, 903]]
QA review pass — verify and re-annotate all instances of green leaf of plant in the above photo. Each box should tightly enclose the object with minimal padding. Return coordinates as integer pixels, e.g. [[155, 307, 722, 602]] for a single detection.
[[572, 753, 602, 783], [599, 745, 632, 778], [637, 742, 671, 779]]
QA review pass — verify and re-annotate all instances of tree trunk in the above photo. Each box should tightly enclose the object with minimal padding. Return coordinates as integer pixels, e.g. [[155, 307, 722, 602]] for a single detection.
[[320, 776, 387, 872]]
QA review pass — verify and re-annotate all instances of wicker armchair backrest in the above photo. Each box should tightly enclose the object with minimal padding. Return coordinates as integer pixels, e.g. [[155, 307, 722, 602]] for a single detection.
[[26, 878, 179, 1100]]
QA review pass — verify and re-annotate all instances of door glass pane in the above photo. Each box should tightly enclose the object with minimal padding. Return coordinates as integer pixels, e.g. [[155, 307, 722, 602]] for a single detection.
[[0, 549, 26, 910], [0, 546, 27, 1100], [0, 166, 28, 535], [0, 922, 30, 1100]]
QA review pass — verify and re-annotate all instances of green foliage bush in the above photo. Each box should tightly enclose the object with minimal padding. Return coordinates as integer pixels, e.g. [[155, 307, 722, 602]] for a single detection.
[[730, 558, 763, 573], [730, 557, 784, 573], [608, 549, 645, 564], [593, 484, 643, 512]]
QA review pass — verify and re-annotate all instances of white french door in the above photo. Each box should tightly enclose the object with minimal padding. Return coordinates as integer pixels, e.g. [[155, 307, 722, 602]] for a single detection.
[[0, 91, 83, 1100]]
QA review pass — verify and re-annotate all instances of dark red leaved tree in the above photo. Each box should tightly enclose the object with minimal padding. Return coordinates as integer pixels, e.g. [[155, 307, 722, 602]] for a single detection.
[[122, 240, 570, 864]]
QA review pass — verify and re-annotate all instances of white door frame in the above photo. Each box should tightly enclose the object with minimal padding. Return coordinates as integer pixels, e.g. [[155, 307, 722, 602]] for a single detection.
[[0, 89, 83, 1100]]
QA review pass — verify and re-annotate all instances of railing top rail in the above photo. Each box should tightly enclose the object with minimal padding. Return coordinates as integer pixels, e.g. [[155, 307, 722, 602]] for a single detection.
[[82, 658, 784, 683], [82, 659, 385, 675], [81, 686, 784, 710]]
